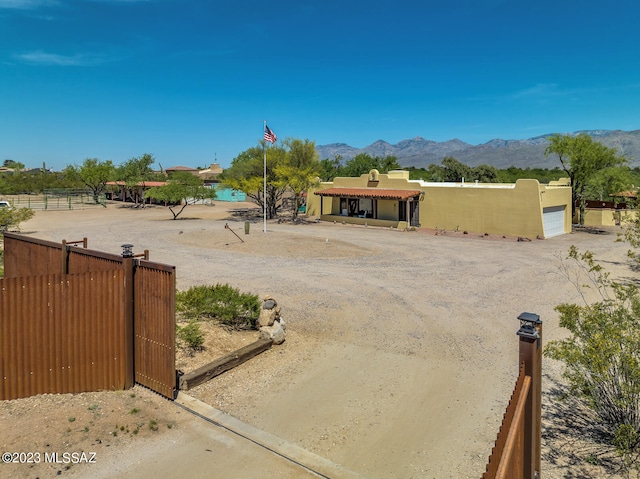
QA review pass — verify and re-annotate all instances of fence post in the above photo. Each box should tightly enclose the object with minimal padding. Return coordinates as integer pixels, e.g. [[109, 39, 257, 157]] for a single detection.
[[61, 239, 68, 274], [122, 244, 136, 389], [517, 312, 542, 479]]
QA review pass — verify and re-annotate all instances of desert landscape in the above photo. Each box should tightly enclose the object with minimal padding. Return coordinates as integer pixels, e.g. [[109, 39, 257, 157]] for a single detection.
[[0, 201, 632, 478]]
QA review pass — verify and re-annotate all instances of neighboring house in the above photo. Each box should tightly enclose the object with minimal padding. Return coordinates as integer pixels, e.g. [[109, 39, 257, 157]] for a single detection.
[[197, 163, 246, 201], [165, 165, 199, 176], [306, 169, 572, 239], [198, 163, 223, 183]]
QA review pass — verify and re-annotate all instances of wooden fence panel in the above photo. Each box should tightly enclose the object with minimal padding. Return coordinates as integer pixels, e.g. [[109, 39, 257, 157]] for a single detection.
[[482, 363, 530, 479], [133, 260, 176, 399], [0, 270, 128, 400]]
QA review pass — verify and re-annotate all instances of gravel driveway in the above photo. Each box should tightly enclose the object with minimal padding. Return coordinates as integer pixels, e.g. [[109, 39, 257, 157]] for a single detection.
[[20, 202, 630, 478]]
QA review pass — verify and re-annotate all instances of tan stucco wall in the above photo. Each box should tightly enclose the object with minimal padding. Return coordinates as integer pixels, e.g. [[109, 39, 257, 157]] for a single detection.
[[307, 171, 572, 238], [377, 200, 397, 221], [582, 209, 618, 226], [421, 179, 542, 237]]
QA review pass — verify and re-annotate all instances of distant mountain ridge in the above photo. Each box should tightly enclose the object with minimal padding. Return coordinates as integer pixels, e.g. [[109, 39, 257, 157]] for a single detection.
[[316, 130, 640, 169]]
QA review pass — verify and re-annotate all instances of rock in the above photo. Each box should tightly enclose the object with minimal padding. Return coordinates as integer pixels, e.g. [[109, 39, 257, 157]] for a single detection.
[[259, 321, 285, 345], [263, 299, 277, 310], [258, 308, 277, 327], [278, 317, 286, 331]]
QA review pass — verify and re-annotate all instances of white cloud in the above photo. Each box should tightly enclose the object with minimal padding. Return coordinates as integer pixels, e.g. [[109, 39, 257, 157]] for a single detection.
[[509, 83, 561, 100], [17, 50, 104, 66], [0, 0, 149, 8], [0, 0, 57, 8]]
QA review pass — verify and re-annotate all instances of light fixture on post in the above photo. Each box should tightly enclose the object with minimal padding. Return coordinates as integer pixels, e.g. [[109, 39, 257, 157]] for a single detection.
[[517, 312, 541, 343], [121, 244, 134, 258]]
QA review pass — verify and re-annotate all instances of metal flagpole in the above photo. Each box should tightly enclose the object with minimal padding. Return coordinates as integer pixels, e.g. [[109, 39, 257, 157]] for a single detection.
[[263, 120, 267, 233]]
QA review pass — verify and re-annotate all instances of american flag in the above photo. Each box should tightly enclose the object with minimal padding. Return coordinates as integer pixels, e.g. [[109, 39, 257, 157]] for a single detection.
[[264, 125, 277, 143]]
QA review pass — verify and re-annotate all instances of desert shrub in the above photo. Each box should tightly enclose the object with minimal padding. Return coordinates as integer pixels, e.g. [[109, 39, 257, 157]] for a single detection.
[[0, 207, 35, 232], [176, 320, 205, 353], [545, 246, 640, 471], [176, 283, 260, 330]]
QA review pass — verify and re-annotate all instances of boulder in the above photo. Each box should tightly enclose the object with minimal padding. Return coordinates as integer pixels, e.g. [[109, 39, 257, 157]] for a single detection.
[[258, 308, 277, 327], [259, 321, 285, 345]]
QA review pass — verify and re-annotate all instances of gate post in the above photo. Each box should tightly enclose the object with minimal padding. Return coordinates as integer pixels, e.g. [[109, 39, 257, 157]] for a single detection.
[[517, 312, 542, 479], [122, 244, 135, 389]]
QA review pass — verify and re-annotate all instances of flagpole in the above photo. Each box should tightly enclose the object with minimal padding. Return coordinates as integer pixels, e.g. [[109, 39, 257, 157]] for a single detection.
[[263, 120, 267, 234]]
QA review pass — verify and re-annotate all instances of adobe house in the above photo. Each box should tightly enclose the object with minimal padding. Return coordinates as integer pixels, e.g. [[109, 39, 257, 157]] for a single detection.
[[306, 169, 572, 239]]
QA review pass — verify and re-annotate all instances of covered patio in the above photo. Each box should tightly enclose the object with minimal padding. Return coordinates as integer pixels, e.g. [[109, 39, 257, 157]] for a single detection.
[[314, 187, 422, 228]]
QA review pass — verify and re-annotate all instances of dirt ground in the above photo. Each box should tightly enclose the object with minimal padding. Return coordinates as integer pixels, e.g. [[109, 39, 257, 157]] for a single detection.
[[0, 201, 634, 478]]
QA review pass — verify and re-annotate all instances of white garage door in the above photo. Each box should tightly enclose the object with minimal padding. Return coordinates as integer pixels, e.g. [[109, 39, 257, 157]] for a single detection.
[[543, 206, 566, 238]]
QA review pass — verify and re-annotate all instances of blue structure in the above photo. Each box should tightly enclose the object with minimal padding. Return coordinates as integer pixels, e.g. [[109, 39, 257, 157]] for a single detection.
[[211, 184, 246, 202]]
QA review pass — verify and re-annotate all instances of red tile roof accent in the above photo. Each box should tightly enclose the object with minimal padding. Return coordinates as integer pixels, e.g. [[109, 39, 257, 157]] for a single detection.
[[612, 190, 637, 198], [314, 187, 422, 200]]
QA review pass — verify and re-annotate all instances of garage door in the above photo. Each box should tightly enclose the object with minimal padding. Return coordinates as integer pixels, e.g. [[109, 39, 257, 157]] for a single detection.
[[543, 206, 566, 238]]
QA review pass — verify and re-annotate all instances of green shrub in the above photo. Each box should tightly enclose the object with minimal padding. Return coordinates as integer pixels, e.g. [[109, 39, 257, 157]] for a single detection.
[[0, 207, 35, 232], [176, 283, 260, 330], [176, 320, 205, 351], [546, 246, 640, 470]]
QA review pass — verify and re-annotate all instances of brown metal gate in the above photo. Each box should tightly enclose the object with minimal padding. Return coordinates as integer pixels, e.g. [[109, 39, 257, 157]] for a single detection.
[[133, 260, 176, 399], [1, 233, 176, 400]]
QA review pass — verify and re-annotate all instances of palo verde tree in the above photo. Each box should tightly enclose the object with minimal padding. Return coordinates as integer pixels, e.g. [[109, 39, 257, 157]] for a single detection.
[[144, 171, 216, 220], [545, 133, 628, 224], [63, 158, 115, 204], [219, 141, 288, 220], [545, 245, 640, 473], [276, 138, 320, 220]]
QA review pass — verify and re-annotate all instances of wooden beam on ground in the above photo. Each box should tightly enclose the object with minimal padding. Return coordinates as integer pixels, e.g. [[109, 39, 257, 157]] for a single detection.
[[179, 338, 273, 391]]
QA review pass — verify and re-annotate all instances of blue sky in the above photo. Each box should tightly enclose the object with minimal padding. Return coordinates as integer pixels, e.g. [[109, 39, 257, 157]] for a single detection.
[[1, 0, 639, 171]]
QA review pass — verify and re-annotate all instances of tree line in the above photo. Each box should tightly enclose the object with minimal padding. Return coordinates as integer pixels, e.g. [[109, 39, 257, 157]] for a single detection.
[[0, 154, 215, 220], [3, 133, 639, 223]]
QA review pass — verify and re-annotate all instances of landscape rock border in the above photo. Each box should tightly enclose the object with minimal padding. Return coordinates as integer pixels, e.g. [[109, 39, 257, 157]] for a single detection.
[[179, 297, 286, 390]]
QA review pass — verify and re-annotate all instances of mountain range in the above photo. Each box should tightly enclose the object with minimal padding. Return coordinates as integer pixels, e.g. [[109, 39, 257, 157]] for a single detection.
[[316, 130, 640, 170]]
